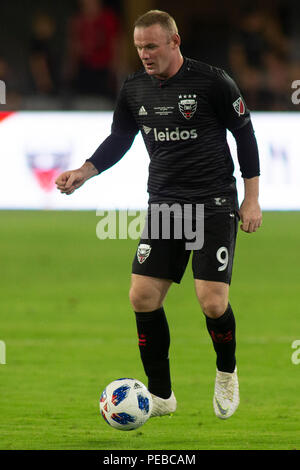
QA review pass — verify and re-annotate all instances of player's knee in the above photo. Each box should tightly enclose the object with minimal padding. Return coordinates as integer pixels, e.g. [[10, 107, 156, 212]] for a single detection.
[[198, 294, 228, 319], [129, 287, 160, 312]]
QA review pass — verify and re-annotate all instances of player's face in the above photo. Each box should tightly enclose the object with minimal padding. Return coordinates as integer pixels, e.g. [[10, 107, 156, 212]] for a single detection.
[[134, 24, 180, 79]]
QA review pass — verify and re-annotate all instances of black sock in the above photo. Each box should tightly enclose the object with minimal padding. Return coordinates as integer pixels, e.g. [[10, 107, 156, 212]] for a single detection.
[[205, 303, 236, 373], [135, 307, 171, 399]]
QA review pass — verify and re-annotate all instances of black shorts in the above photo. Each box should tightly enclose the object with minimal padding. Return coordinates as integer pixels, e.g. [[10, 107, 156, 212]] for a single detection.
[[132, 204, 239, 285]]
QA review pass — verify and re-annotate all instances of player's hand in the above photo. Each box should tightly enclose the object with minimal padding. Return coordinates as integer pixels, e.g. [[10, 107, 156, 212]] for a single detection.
[[55, 169, 86, 195], [239, 199, 262, 233]]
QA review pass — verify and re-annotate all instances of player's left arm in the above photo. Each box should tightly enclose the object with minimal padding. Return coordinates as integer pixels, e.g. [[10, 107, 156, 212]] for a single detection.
[[211, 69, 262, 233], [239, 176, 262, 233], [231, 121, 262, 233]]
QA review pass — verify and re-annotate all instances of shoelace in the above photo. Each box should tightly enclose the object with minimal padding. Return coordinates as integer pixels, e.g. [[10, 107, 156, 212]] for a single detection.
[[216, 374, 234, 401]]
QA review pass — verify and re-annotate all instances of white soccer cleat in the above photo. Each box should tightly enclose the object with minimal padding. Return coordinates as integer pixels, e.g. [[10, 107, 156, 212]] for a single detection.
[[150, 391, 177, 417], [213, 367, 239, 419]]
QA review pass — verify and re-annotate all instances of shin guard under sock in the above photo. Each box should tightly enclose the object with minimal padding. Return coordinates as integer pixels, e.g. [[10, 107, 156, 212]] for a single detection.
[[135, 307, 171, 398], [205, 303, 236, 373]]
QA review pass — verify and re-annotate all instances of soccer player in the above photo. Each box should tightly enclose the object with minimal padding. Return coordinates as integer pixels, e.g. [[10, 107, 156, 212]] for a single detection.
[[56, 10, 262, 420]]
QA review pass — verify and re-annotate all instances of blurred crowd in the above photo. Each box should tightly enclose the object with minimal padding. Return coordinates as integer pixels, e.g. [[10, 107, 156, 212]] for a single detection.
[[1, 0, 125, 110], [182, 2, 300, 111], [227, 5, 298, 110], [0, 0, 299, 111]]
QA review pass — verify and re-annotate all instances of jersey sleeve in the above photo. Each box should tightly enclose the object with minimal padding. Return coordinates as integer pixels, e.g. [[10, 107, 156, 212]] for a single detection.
[[211, 69, 250, 132], [86, 80, 139, 173], [231, 121, 260, 178], [111, 80, 139, 137]]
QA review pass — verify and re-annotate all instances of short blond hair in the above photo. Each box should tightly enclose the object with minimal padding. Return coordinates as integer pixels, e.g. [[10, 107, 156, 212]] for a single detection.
[[134, 10, 178, 37]]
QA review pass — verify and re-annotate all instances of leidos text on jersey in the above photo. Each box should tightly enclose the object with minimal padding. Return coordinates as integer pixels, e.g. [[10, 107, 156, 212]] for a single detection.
[[153, 127, 198, 142]]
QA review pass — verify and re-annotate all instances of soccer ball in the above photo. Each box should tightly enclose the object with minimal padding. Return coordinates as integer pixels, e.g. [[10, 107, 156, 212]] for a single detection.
[[99, 378, 153, 431]]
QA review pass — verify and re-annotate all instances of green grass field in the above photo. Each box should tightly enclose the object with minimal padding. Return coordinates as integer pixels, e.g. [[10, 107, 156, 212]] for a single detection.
[[0, 210, 299, 450]]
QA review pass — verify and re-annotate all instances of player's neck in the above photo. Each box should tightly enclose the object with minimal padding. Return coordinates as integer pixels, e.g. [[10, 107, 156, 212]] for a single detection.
[[154, 53, 184, 81]]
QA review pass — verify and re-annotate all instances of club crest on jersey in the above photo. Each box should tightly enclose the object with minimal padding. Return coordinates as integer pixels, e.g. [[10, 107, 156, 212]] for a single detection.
[[233, 97, 245, 116], [178, 94, 197, 120], [137, 244, 151, 264]]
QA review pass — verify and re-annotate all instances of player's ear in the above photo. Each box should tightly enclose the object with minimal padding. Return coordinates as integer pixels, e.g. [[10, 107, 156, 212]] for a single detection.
[[171, 33, 181, 49]]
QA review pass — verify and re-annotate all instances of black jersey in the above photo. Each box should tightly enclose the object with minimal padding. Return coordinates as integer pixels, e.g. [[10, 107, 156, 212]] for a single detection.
[[88, 57, 259, 205]]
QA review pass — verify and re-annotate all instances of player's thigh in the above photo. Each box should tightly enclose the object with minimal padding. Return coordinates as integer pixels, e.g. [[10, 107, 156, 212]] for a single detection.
[[129, 274, 172, 312], [132, 231, 190, 284], [192, 211, 239, 285], [194, 279, 229, 317]]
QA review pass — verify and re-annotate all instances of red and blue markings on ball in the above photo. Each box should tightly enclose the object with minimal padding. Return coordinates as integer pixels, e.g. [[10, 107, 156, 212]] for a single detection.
[[112, 385, 130, 406], [101, 410, 110, 425], [100, 389, 107, 402], [111, 412, 136, 425], [137, 394, 150, 414]]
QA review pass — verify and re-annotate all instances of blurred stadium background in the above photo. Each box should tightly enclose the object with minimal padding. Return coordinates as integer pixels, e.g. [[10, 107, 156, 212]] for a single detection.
[[1, 0, 300, 451], [1, 0, 300, 111], [0, 0, 300, 210]]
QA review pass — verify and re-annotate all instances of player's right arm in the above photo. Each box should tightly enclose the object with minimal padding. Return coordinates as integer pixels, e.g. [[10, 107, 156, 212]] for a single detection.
[[56, 80, 139, 195], [55, 161, 99, 195]]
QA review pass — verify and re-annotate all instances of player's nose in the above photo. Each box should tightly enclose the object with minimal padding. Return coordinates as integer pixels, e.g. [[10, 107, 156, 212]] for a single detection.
[[140, 48, 150, 60]]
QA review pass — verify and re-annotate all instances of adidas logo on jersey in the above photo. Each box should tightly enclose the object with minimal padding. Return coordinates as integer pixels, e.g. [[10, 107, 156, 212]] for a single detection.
[[139, 106, 148, 116], [143, 125, 152, 135]]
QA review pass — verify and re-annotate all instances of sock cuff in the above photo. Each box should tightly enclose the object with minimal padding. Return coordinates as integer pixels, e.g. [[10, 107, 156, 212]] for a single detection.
[[135, 307, 165, 322], [205, 303, 234, 326]]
